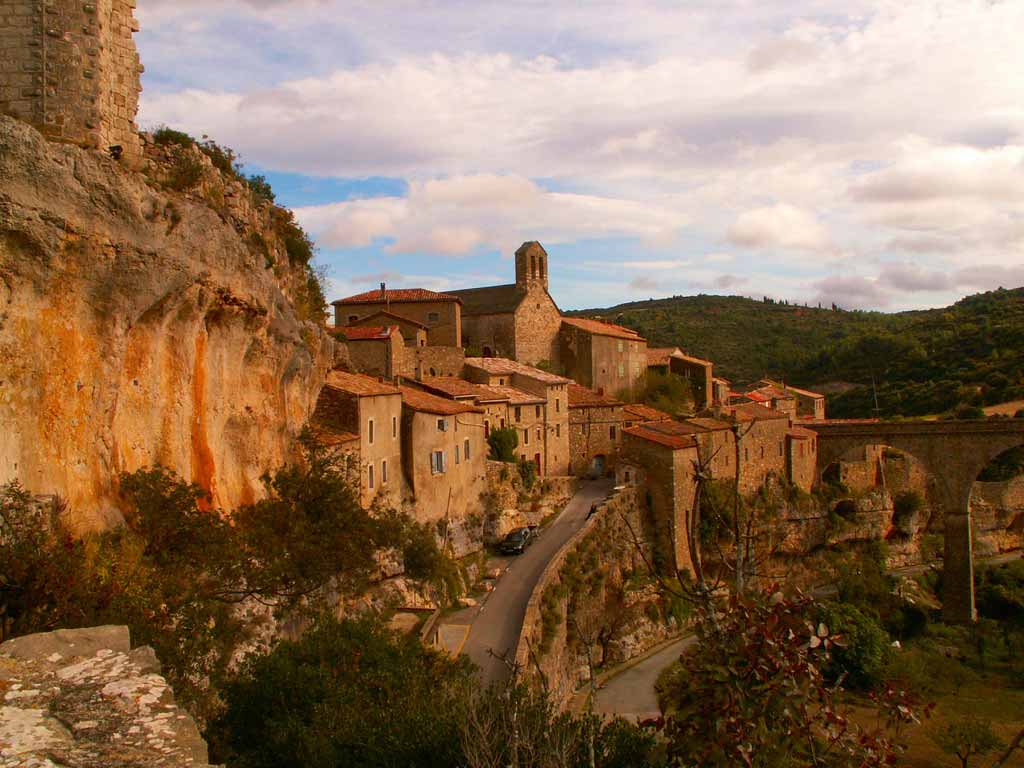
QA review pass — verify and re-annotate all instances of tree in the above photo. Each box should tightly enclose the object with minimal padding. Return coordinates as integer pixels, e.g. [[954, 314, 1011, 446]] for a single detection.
[[488, 427, 519, 462], [209, 615, 475, 768], [658, 588, 924, 768], [931, 716, 1004, 768]]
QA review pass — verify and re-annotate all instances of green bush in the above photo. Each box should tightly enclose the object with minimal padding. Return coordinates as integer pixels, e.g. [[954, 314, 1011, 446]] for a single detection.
[[487, 426, 518, 462], [208, 615, 474, 768], [816, 602, 889, 690], [247, 174, 276, 204], [518, 457, 538, 489], [165, 152, 204, 191], [153, 125, 195, 148], [892, 490, 923, 527]]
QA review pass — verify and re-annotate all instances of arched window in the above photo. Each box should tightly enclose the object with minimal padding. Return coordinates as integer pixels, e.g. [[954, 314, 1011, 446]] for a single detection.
[[539, 256, 546, 280], [530, 253, 537, 279]]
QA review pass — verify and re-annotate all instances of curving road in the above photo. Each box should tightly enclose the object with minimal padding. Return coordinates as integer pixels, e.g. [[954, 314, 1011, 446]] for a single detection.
[[593, 551, 1023, 719], [456, 479, 614, 685]]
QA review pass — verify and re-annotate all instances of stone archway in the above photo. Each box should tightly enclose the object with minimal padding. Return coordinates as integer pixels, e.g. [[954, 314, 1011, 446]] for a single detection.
[[807, 419, 1024, 622]]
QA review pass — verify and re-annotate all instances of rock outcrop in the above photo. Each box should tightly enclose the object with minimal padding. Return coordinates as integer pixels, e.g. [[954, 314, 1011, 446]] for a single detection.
[[0, 116, 333, 529], [0, 625, 211, 767]]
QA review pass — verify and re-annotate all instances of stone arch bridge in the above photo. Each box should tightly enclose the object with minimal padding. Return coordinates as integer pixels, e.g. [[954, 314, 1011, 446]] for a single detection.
[[805, 419, 1024, 623]]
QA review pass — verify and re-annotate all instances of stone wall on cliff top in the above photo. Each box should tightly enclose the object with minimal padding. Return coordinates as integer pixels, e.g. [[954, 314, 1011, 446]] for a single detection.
[[0, 625, 211, 767], [0, 116, 334, 530]]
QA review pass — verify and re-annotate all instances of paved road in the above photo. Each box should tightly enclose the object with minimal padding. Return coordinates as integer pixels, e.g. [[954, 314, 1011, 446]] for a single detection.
[[460, 479, 615, 685], [594, 550, 1023, 718]]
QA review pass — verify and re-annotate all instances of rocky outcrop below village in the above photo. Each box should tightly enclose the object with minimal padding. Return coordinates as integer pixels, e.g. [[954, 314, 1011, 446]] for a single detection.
[[0, 626, 210, 767], [0, 116, 333, 529]]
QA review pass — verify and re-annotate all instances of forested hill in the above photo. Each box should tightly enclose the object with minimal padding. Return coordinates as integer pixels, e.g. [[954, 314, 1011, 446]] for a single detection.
[[569, 287, 1024, 419]]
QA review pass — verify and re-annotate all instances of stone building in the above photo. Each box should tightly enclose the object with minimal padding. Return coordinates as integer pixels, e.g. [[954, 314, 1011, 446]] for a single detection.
[[449, 241, 563, 365], [646, 347, 683, 372], [332, 286, 463, 347], [411, 376, 513, 438], [463, 356, 571, 476], [762, 379, 827, 420], [567, 383, 624, 478], [339, 325, 404, 380], [1, 0, 143, 164], [312, 371, 404, 509], [559, 317, 648, 401], [669, 353, 714, 411], [399, 385, 485, 522]]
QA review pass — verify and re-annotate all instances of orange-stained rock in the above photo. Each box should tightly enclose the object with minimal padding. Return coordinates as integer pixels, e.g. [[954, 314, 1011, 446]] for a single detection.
[[0, 116, 334, 530]]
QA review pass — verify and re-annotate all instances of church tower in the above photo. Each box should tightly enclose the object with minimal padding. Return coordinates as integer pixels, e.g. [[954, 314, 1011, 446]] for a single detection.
[[514, 241, 549, 292]]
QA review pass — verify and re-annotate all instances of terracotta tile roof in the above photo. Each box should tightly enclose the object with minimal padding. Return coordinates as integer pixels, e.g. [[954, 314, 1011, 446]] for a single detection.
[[400, 385, 483, 415], [309, 425, 360, 447], [355, 310, 428, 329], [463, 357, 572, 385], [415, 376, 487, 400], [685, 416, 733, 432], [480, 385, 544, 406], [748, 383, 794, 401], [673, 352, 714, 368], [562, 317, 645, 341], [646, 347, 682, 367], [568, 383, 624, 408], [333, 288, 461, 306], [623, 421, 699, 451], [324, 370, 401, 397], [623, 403, 674, 423], [339, 325, 398, 341], [761, 379, 824, 400]]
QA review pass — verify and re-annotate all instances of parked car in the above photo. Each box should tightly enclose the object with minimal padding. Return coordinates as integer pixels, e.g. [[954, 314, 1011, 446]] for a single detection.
[[499, 527, 534, 555]]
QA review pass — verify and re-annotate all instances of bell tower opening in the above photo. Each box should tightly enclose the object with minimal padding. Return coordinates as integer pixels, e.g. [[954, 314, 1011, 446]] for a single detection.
[[515, 241, 550, 291]]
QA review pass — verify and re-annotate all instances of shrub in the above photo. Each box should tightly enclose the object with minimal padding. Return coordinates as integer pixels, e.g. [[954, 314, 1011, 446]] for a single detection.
[[816, 602, 889, 690], [518, 457, 538, 489], [165, 152, 204, 191], [247, 174, 276, 204], [930, 716, 1004, 768], [208, 615, 474, 768], [892, 489, 923, 528], [487, 426, 518, 462], [152, 125, 195, 148]]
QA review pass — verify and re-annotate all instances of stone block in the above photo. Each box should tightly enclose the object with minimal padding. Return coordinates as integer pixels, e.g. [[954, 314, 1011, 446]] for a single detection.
[[0, 625, 131, 661]]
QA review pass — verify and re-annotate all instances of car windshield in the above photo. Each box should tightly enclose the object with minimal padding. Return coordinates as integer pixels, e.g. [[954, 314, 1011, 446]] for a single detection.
[[507, 529, 527, 540]]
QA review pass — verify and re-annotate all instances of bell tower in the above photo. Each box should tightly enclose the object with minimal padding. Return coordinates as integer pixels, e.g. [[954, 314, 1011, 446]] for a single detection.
[[514, 241, 549, 292]]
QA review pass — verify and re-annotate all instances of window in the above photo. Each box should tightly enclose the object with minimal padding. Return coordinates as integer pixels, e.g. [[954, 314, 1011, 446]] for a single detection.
[[368, 464, 374, 489], [536, 427, 541, 442], [381, 460, 388, 484], [392, 416, 398, 439], [555, 399, 560, 413], [455, 445, 461, 464], [464, 438, 470, 459], [348, 315, 358, 323], [428, 312, 440, 323], [484, 420, 490, 438], [429, 367, 437, 376], [779, 442, 784, 457], [499, 378, 506, 386], [617, 340, 624, 352], [515, 406, 522, 421], [500, 418, 506, 428], [760, 446, 765, 459], [618, 363, 625, 377], [744, 447, 749, 461], [437, 418, 448, 432], [535, 405, 542, 418], [368, 418, 375, 445], [524, 428, 530, 446], [555, 423, 561, 438], [430, 450, 446, 474], [610, 426, 617, 440]]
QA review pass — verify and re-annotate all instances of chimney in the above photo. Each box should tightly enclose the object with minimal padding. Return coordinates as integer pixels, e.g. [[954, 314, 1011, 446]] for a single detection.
[[380, 282, 387, 303]]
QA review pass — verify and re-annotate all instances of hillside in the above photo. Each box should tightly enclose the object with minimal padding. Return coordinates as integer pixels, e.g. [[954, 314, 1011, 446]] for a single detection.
[[570, 288, 1024, 419]]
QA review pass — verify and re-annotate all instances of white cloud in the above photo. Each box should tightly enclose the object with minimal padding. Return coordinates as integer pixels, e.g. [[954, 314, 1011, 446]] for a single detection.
[[295, 174, 686, 256], [729, 203, 833, 253], [812, 274, 889, 309]]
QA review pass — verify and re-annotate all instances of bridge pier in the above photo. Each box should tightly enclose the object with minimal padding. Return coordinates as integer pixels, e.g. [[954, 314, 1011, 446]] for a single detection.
[[942, 509, 976, 623]]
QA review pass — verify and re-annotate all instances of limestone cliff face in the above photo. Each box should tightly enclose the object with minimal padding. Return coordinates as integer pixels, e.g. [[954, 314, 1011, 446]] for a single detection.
[[0, 116, 333, 529]]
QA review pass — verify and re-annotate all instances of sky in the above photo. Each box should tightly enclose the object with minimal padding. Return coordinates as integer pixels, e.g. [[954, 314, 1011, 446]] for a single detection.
[[135, 0, 1024, 312]]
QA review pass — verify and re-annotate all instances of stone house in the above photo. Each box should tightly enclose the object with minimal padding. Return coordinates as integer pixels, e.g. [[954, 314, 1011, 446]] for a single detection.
[[339, 325, 404, 380], [669, 353, 714, 411], [311, 371, 404, 509], [716, 403, 808, 494], [449, 242, 562, 365], [332, 285, 463, 347], [646, 347, 683, 372], [567, 384, 624, 478], [621, 421, 700, 574], [743, 382, 797, 417], [759, 379, 827, 420], [712, 377, 731, 406], [399, 385, 486, 523], [559, 317, 648, 401], [463, 357, 571, 476], [787, 425, 818, 491], [411, 377, 514, 439]]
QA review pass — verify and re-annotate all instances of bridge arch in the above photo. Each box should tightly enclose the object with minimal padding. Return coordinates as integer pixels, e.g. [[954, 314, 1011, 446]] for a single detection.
[[807, 419, 1024, 622]]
